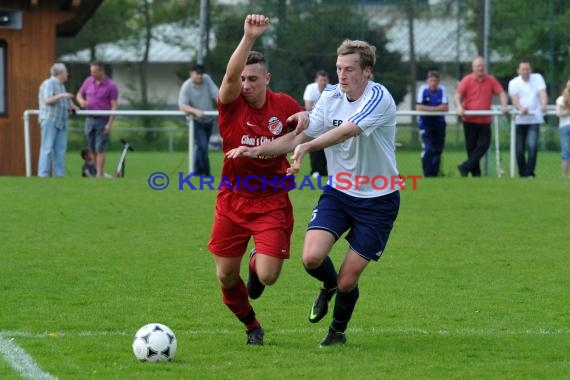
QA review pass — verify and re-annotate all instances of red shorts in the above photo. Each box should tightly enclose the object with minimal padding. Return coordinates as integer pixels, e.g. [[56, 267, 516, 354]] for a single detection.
[[208, 191, 294, 259]]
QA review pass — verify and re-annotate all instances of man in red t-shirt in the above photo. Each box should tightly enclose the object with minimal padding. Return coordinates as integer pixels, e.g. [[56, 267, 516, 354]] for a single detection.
[[207, 14, 303, 345], [455, 56, 509, 177]]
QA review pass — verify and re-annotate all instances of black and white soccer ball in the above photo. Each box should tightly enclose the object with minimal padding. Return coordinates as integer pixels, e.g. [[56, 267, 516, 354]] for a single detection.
[[132, 323, 177, 362]]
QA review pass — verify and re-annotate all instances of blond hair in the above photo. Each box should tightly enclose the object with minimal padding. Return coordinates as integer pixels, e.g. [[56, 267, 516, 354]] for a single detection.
[[337, 39, 376, 70]]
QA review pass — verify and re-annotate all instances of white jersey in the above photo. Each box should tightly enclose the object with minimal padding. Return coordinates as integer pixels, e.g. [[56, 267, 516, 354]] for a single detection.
[[508, 73, 546, 125], [303, 82, 321, 105], [305, 81, 399, 198]]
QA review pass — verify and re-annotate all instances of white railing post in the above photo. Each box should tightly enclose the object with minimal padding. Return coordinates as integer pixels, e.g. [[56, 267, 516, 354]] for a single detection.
[[510, 117, 516, 178], [23, 110, 32, 177], [493, 114, 502, 177], [187, 116, 195, 174]]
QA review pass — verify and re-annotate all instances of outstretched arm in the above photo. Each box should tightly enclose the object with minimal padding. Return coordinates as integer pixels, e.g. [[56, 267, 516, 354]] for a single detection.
[[288, 121, 360, 175], [219, 14, 270, 105], [226, 130, 311, 159]]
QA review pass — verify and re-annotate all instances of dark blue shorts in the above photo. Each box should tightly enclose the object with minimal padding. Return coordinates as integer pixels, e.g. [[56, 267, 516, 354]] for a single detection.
[[307, 188, 400, 261]]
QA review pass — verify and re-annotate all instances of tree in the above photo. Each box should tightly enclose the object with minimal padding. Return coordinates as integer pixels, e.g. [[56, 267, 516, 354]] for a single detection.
[[465, 0, 570, 97], [56, 0, 135, 59], [211, 0, 408, 105]]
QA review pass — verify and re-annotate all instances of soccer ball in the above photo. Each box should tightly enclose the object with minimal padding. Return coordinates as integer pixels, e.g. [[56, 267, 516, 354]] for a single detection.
[[132, 323, 177, 362]]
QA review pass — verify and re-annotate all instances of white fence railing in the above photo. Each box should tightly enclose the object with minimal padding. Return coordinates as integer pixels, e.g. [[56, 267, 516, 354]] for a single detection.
[[23, 108, 558, 178], [23, 109, 217, 178]]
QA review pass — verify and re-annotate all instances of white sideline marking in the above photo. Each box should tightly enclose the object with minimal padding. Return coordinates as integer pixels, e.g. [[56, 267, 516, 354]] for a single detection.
[[0, 335, 57, 380], [1, 327, 569, 339]]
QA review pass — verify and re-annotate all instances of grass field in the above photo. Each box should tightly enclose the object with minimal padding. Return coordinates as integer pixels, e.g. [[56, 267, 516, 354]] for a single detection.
[[1, 150, 569, 379]]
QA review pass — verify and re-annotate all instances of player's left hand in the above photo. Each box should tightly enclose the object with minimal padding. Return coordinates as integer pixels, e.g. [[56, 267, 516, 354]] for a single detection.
[[287, 111, 310, 136], [287, 143, 308, 175]]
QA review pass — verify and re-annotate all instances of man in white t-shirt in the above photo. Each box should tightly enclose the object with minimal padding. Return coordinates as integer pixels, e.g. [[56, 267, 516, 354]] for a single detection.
[[508, 60, 547, 177], [227, 39, 400, 347], [303, 70, 329, 177]]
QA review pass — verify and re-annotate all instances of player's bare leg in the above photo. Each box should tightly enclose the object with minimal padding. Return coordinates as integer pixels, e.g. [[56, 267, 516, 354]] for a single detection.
[[248, 249, 283, 299]]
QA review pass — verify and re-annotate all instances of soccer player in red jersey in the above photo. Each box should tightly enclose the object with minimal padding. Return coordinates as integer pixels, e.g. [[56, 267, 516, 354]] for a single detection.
[[207, 14, 303, 345]]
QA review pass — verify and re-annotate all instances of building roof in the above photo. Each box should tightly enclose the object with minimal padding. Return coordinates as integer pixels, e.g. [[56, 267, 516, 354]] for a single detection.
[[60, 13, 501, 65], [57, 0, 105, 37], [371, 14, 503, 63], [59, 21, 215, 63]]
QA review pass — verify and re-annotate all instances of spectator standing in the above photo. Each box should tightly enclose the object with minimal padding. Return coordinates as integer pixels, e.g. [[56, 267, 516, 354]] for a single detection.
[[455, 57, 509, 177], [37, 63, 78, 177], [76, 62, 119, 177], [178, 64, 219, 175], [508, 60, 547, 178], [555, 80, 570, 178], [416, 70, 449, 177]]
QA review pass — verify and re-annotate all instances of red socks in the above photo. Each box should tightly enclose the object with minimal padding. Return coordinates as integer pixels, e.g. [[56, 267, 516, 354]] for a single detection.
[[221, 279, 260, 331]]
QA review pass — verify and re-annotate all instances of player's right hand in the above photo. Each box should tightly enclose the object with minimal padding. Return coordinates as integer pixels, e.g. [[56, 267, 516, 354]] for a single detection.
[[226, 146, 256, 159], [244, 14, 270, 38]]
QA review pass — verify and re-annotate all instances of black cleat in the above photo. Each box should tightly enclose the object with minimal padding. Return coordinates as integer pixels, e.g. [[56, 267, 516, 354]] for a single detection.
[[247, 248, 265, 300], [246, 327, 264, 345], [319, 328, 347, 347], [308, 287, 337, 323]]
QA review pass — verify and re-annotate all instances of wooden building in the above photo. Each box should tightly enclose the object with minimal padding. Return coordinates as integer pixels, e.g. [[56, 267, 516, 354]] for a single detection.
[[0, 0, 103, 176]]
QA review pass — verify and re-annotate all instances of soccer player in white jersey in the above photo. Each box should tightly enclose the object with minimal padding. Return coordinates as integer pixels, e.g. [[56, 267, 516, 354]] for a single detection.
[[227, 39, 400, 347]]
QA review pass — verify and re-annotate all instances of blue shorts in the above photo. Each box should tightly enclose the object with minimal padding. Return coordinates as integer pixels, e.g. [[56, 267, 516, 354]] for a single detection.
[[307, 188, 400, 261], [85, 117, 109, 153]]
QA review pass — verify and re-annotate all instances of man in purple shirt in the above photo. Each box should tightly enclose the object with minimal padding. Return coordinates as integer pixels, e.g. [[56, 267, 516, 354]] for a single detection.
[[76, 61, 119, 177]]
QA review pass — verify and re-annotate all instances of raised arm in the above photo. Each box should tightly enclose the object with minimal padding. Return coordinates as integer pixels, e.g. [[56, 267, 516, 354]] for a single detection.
[[219, 14, 270, 105]]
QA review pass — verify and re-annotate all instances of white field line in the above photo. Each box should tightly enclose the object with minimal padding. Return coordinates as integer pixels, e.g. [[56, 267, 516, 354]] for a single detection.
[[0, 335, 57, 380], [1, 327, 569, 339]]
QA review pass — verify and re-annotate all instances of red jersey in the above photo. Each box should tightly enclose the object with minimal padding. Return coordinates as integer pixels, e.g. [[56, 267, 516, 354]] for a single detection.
[[217, 89, 303, 197], [456, 73, 504, 124]]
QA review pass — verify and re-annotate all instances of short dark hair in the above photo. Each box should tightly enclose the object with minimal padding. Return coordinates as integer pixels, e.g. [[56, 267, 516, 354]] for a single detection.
[[81, 148, 90, 160], [316, 70, 329, 78], [191, 64, 206, 74], [90, 61, 105, 71], [427, 70, 440, 79], [246, 51, 266, 67]]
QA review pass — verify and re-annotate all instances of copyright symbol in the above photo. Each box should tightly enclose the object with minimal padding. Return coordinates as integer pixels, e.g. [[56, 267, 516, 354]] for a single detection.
[[148, 172, 169, 190]]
